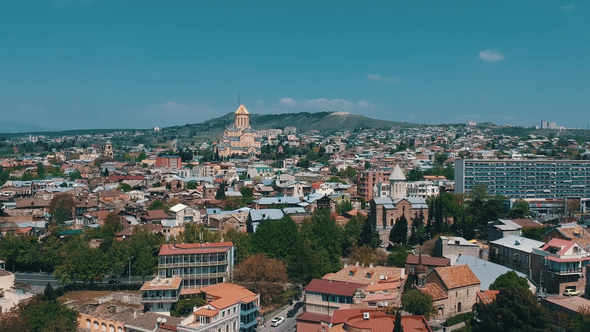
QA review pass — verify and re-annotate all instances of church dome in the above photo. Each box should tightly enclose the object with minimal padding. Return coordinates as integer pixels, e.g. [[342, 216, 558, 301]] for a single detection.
[[388, 164, 406, 181], [235, 104, 249, 115]]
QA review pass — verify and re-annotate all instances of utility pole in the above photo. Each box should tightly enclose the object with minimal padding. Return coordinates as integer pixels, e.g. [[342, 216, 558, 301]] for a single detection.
[[128, 256, 134, 284]]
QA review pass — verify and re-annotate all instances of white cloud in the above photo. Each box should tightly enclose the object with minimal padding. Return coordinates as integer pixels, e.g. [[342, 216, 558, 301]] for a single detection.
[[278, 98, 373, 112], [479, 50, 505, 62], [279, 98, 295, 105], [560, 4, 575, 12], [366, 74, 401, 83]]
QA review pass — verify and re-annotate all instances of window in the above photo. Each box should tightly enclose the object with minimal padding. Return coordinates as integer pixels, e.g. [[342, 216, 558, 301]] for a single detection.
[[223, 311, 225, 317], [233, 307, 236, 313], [86, 320, 91, 328]]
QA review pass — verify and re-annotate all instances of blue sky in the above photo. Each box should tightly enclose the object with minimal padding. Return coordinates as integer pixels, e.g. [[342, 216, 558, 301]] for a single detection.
[[0, 1, 588, 130]]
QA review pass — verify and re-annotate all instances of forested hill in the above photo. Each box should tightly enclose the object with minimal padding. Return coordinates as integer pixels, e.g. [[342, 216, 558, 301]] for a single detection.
[[163, 111, 417, 141]]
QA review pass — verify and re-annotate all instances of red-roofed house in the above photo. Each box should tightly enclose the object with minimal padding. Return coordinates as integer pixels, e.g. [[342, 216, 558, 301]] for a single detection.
[[419, 265, 481, 318], [303, 279, 365, 316], [532, 238, 590, 295]]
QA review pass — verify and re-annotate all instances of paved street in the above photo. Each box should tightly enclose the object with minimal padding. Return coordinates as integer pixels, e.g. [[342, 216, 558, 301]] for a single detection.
[[14, 272, 154, 292], [259, 303, 303, 332]]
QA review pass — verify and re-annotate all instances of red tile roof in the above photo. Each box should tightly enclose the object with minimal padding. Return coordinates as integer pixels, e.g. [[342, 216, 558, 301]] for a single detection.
[[296, 311, 332, 324], [304, 279, 365, 297], [542, 238, 576, 255], [477, 290, 499, 305], [434, 265, 480, 290], [406, 255, 450, 267]]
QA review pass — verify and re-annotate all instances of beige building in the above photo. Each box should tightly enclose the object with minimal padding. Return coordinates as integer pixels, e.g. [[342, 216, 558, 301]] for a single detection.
[[418, 264, 480, 318], [216, 105, 262, 158]]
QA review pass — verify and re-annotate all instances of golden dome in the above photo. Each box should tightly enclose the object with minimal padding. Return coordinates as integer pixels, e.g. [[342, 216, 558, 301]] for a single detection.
[[235, 104, 249, 115]]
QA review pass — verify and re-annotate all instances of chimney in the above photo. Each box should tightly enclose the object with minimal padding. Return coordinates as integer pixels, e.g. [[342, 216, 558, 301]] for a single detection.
[[369, 263, 373, 268]]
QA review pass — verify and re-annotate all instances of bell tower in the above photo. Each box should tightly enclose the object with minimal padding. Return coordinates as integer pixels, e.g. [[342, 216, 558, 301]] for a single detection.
[[234, 104, 250, 129]]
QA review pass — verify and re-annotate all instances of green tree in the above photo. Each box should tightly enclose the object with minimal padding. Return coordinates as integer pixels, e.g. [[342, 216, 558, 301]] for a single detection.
[[240, 187, 254, 205], [48, 193, 75, 224], [401, 289, 437, 320], [358, 216, 381, 249], [522, 227, 546, 242], [21, 296, 79, 332], [116, 183, 132, 192], [489, 271, 529, 291], [390, 214, 408, 245], [216, 182, 226, 199], [223, 196, 245, 211], [36, 162, 45, 179], [0, 233, 39, 271], [171, 298, 206, 317], [180, 224, 222, 244], [68, 170, 82, 180], [42, 283, 57, 302], [394, 309, 404, 332], [252, 216, 298, 262], [473, 286, 551, 332], [336, 200, 353, 214], [136, 152, 147, 162], [508, 199, 530, 218], [129, 226, 164, 282], [223, 229, 252, 263], [572, 305, 590, 332], [387, 245, 411, 268], [341, 214, 366, 256], [53, 238, 109, 284], [149, 200, 165, 210]]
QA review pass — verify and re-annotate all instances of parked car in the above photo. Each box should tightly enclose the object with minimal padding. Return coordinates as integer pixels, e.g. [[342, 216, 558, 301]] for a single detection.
[[564, 289, 580, 296], [271, 317, 285, 327], [287, 310, 296, 318], [108, 279, 122, 284]]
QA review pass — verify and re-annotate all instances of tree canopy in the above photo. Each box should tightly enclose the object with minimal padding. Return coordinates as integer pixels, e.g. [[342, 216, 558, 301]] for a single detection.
[[401, 289, 437, 319], [489, 271, 529, 291]]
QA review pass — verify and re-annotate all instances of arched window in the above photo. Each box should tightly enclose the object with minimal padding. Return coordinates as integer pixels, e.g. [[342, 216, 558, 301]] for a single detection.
[[86, 319, 91, 329], [109, 325, 115, 332], [94, 322, 99, 330], [102, 323, 107, 332]]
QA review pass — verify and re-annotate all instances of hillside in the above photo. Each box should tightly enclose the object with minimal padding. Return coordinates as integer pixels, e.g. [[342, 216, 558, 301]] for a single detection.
[[163, 111, 416, 141]]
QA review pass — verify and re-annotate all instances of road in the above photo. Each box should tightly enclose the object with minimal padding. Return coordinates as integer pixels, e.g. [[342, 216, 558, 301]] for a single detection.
[[14, 272, 154, 292], [259, 303, 302, 332]]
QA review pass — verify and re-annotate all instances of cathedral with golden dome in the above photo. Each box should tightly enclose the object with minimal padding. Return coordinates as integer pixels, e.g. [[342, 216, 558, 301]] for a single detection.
[[215, 104, 262, 157]]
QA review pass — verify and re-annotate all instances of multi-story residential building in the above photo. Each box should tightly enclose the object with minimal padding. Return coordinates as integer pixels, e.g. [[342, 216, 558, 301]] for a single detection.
[[406, 181, 440, 198], [543, 223, 590, 252], [455, 159, 590, 204], [489, 235, 544, 283], [158, 242, 235, 289], [357, 168, 393, 201], [140, 277, 182, 314], [177, 283, 259, 332], [156, 156, 182, 168], [303, 279, 365, 316], [533, 238, 590, 295]]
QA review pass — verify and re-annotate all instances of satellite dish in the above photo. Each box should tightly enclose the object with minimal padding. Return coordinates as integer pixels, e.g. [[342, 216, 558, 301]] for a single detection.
[[157, 317, 162, 323], [162, 318, 167, 324], [379, 275, 384, 280]]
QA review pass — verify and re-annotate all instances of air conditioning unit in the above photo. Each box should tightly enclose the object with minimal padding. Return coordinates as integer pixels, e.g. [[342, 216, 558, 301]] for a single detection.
[[363, 312, 370, 320]]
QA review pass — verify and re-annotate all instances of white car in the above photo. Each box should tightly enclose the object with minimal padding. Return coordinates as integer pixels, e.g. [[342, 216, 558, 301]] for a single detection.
[[271, 317, 285, 327]]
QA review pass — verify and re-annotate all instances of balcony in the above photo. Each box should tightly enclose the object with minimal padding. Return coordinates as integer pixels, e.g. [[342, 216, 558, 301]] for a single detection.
[[141, 295, 180, 303], [159, 260, 229, 268], [174, 272, 227, 279], [546, 267, 584, 275]]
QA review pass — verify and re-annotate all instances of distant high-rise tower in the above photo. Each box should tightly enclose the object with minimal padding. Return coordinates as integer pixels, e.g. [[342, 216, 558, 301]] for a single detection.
[[541, 120, 548, 129]]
